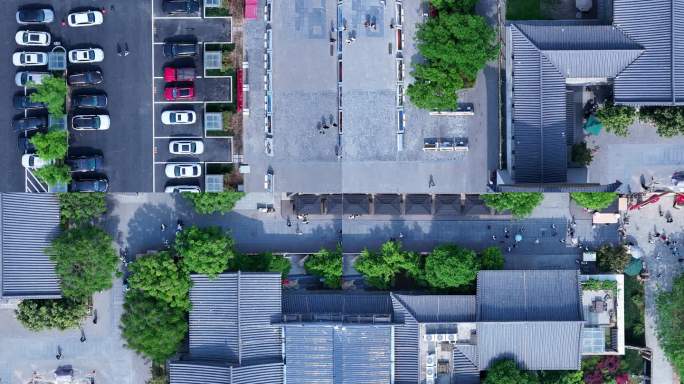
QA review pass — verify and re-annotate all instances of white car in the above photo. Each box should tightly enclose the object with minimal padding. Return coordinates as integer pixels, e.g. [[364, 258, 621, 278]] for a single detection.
[[164, 185, 201, 193], [165, 164, 202, 178], [67, 10, 104, 27], [21, 154, 52, 169], [169, 140, 204, 155], [15, 31, 51, 46], [15, 71, 49, 86], [72, 115, 111, 131], [161, 110, 196, 125], [68, 48, 104, 63], [13, 52, 48, 67]]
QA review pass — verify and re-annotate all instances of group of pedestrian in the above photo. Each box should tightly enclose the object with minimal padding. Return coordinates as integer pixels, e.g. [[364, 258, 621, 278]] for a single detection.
[[317, 121, 337, 134], [117, 42, 130, 57]]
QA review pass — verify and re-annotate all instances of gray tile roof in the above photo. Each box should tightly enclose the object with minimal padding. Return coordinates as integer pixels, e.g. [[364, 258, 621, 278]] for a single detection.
[[1, 193, 61, 299], [373, 194, 402, 215], [293, 194, 323, 215], [495, 181, 622, 192], [391, 294, 420, 384], [453, 345, 480, 384], [392, 294, 477, 322], [169, 361, 284, 384], [476, 270, 583, 322], [282, 292, 393, 319]]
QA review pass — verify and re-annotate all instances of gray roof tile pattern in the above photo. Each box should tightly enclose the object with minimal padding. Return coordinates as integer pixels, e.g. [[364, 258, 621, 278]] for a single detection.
[[373, 194, 402, 215], [282, 292, 393, 317], [404, 194, 432, 215], [293, 194, 323, 215], [392, 294, 477, 323], [169, 361, 284, 384], [476, 270, 583, 322], [391, 294, 420, 384], [453, 345, 480, 384], [1, 193, 61, 299]]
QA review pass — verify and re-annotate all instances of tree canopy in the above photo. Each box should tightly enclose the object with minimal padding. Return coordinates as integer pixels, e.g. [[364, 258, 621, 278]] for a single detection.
[[483, 359, 539, 384], [480, 246, 504, 270], [47, 225, 119, 299], [34, 164, 72, 186], [640, 106, 684, 137], [570, 192, 617, 211], [15, 298, 89, 331], [304, 246, 343, 289], [58, 192, 107, 226], [30, 130, 68, 161], [596, 244, 631, 273], [595, 101, 636, 137], [30, 75, 67, 117], [481, 193, 544, 218], [233, 252, 291, 276], [656, 274, 684, 378], [355, 241, 421, 289], [128, 251, 191, 310], [120, 290, 188, 364], [430, 0, 479, 13], [182, 192, 245, 214], [175, 226, 234, 277], [571, 142, 593, 166], [424, 244, 479, 289]]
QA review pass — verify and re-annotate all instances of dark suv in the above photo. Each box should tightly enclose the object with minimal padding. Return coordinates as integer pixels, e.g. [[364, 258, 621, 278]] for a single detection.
[[162, 0, 200, 14], [67, 155, 103, 172], [13, 93, 46, 110], [68, 70, 103, 86], [163, 42, 197, 58], [70, 178, 109, 192], [72, 93, 108, 108], [13, 116, 47, 133]]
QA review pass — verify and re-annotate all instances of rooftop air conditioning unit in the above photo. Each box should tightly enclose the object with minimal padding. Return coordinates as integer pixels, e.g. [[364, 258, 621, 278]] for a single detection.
[[426, 354, 436, 367], [424, 333, 437, 342], [436, 334, 445, 342], [447, 334, 457, 342], [426, 366, 435, 379]]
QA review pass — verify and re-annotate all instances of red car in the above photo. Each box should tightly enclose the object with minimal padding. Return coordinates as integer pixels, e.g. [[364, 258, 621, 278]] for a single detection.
[[164, 84, 195, 101], [163, 67, 196, 82]]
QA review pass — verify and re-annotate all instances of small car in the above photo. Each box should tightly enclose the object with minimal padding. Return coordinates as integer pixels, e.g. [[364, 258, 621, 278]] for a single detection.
[[163, 67, 196, 82], [68, 48, 104, 63], [164, 185, 201, 193], [67, 155, 103, 172], [72, 93, 108, 108], [165, 164, 202, 178], [162, 0, 201, 14], [15, 71, 49, 86], [67, 10, 104, 27], [72, 115, 110, 130], [163, 42, 197, 58], [16, 8, 54, 24], [164, 84, 195, 101], [13, 116, 47, 133], [15, 30, 51, 46], [13, 93, 46, 109], [70, 178, 108, 192], [169, 140, 204, 155], [161, 110, 196, 125], [68, 70, 103, 86], [21, 154, 52, 169], [13, 52, 48, 66]]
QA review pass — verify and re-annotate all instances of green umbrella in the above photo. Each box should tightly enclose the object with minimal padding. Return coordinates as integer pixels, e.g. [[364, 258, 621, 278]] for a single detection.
[[624, 258, 643, 276], [584, 115, 603, 135]]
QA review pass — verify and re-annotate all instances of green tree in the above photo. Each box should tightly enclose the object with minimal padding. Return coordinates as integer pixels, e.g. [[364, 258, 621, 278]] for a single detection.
[[640, 106, 684, 137], [182, 192, 245, 214], [424, 244, 479, 289], [175, 226, 234, 277], [570, 192, 617, 211], [407, 12, 498, 110], [58, 192, 107, 226], [596, 244, 631, 273], [430, 0, 479, 13], [15, 298, 89, 331], [233, 252, 291, 276], [128, 251, 191, 310], [30, 75, 67, 117], [571, 142, 593, 166], [656, 275, 684, 378], [481, 193, 544, 218], [538, 370, 582, 384], [595, 101, 636, 137], [304, 246, 343, 289], [481, 246, 504, 270], [120, 290, 188, 364], [484, 359, 539, 384], [47, 225, 119, 299], [30, 130, 68, 161], [355, 241, 421, 289], [34, 164, 72, 186]]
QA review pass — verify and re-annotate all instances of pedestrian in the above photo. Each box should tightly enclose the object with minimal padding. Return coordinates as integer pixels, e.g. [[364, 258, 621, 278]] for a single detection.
[[534, 238, 540, 244], [507, 246, 512, 253], [560, 238, 566, 244], [61, 19, 66, 27], [399, 232, 404, 239], [161, 223, 166, 231], [330, 37, 336, 43], [505, 233, 510, 239], [92, 309, 98, 325], [80, 335, 86, 343], [492, 234, 496, 241]]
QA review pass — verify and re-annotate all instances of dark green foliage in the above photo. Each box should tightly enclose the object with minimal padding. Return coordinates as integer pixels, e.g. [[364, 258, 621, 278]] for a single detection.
[[30, 130, 68, 161], [120, 290, 188, 364], [182, 192, 245, 214], [640, 106, 684, 137], [424, 244, 479, 289], [595, 101, 636, 137], [34, 164, 72, 186], [596, 244, 631, 273], [58, 192, 107, 226], [571, 142, 593, 166], [128, 251, 191, 310], [484, 359, 539, 384], [175, 226, 234, 278], [570, 192, 618, 211], [233, 252, 291, 276], [656, 274, 684, 378], [581, 279, 618, 294], [538, 370, 583, 384], [624, 276, 645, 346], [431, 0, 479, 13], [481, 193, 544, 218], [480, 246, 504, 270], [30, 75, 67, 117], [355, 241, 421, 289], [47, 225, 119, 299], [304, 246, 343, 289], [15, 298, 89, 331]]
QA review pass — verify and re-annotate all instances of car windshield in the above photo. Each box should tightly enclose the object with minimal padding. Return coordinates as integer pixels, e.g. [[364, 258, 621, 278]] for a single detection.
[[87, 13, 95, 22], [21, 10, 42, 21], [175, 167, 182, 177], [29, 34, 40, 42], [179, 89, 190, 96], [88, 51, 94, 60]]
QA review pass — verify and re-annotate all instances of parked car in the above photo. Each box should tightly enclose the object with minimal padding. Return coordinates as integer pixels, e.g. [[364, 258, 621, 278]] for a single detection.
[[17, 135, 36, 153], [72, 115, 110, 130], [68, 48, 104, 63], [15, 30, 51, 46], [164, 84, 195, 101], [21, 154, 51, 169], [68, 70, 103, 86], [161, 110, 196, 125], [67, 10, 104, 27], [15, 71, 49, 86], [164, 185, 201, 193], [169, 140, 204, 154], [163, 42, 197, 58], [162, 0, 200, 14], [165, 164, 201, 178], [13, 52, 48, 66], [67, 155, 103, 172], [13, 116, 47, 133], [16, 8, 54, 24], [13, 93, 46, 109], [72, 93, 108, 108], [163, 67, 196, 82], [70, 178, 108, 192]]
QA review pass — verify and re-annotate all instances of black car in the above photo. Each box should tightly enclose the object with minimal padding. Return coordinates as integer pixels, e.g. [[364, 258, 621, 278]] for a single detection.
[[163, 42, 197, 58], [68, 71, 103, 86], [13, 93, 46, 110], [17, 136, 36, 153], [162, 0, 200, 15], [72, 93, 108, 108], [70, 178, 108, 192], [16, 8, 54, 24], [13, 116, 47, 133], [67, 155, 103, 172]]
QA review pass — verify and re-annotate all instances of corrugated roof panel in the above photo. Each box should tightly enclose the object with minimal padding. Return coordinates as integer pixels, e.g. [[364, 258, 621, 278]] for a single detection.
[[169, 361, 231, 384], [674, 0, 684, 102], [238, 274, 282, 364], [391, 294, 420, 384], [515, 24, 642, 51], [392, 294, 476, 323], [284, 326, 334, 384], [543, 49, 643, 78], [540, 56, 568, 183], [282, 292, 393, 316], [232, 363, 284, 384]]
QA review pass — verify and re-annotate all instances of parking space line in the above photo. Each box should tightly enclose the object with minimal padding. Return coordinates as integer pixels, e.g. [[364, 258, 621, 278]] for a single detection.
[[152, 16, 203, 20], [154, 101, 206, 104], [154, 136, 204, 139], [151, 0, 156, 192], [153, 76, 164, 79]]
